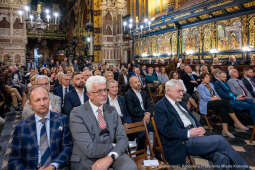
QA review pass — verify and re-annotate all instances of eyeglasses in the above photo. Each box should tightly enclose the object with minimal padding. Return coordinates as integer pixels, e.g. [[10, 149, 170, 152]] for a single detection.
[[91, 88, 107, 94]]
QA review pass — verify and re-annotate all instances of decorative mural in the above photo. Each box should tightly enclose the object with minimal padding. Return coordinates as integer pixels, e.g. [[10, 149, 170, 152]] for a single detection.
[[182, 27, 200, 54], [135, 13, 255, 60], [217, 18, 242, 51], [249, 15, 255, 48]]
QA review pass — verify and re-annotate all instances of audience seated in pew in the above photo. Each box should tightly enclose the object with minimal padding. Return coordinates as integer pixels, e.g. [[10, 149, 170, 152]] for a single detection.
[[197, 73, 248, 138], [154, 79, 249, 168]]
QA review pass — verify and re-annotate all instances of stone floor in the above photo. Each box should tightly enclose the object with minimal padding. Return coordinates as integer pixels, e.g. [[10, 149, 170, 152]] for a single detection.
[[0, 112, 254, 170]]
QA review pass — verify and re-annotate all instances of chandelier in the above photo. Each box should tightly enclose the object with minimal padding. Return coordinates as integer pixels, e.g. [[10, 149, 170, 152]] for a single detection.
[[17, 2, 60, 39]]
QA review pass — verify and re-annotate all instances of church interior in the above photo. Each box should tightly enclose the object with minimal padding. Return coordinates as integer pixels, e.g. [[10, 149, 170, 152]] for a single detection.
[[1, 0, 255, 169]]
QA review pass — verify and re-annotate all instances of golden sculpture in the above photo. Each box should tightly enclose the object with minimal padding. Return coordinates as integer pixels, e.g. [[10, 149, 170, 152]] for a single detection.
[[249, 15, 255, 48]]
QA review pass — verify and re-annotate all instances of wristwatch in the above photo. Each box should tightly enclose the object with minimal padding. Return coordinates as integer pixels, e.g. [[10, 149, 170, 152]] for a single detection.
[[110, 153, 116, 161]]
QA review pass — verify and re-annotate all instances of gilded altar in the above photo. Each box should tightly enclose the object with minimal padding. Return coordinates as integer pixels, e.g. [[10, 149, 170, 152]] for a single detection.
[[134, 0, 255, 61]]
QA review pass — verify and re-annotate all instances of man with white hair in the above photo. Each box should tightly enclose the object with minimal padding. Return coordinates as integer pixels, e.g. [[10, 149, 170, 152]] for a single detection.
[[69, 76, 137, 170], [22, 75, 61, 120], [154, 80, 248, 168]]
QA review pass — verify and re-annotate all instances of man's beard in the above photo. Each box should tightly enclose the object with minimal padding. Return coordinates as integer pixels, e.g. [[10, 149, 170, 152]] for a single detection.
[[76, 83, 85, 88]]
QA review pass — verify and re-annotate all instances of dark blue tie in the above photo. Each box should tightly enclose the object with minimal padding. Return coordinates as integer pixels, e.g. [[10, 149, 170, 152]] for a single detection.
[[40, 118, 51, 167]]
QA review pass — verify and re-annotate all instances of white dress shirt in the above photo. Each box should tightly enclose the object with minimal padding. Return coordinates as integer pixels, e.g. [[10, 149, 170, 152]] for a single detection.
[[75, 88, 85, 104], [108, 95, 123, 117], [123, 74, 128, 85], [165, 96, 192, 128], [132, 88, 145, 110], [35, 112, 59, 169], [88, 100, 119, 159]]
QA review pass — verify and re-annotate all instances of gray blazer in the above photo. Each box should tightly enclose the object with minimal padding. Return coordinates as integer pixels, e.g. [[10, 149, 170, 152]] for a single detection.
[[22, 93, 61, 120], [69, 101, 128, 170], [227, 78, 252, 98]]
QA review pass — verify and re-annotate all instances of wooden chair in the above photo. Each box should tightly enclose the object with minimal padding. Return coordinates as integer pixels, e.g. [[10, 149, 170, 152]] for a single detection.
[[124, 120, 154, 163], [151, 117, 168, 164], [151, 117, 195, 170], [147, 83, 164, 104], [250, 125, 255, 144], [195, 91, 218, 130]]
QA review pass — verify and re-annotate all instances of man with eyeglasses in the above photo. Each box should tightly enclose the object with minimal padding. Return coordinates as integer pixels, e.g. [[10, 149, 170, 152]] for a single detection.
[[63, 72, 88, 116], [154, 79, 249, 168], [22, 75, 61, 120], [53, 74, 74, 106], [69, 76, 137, 170]]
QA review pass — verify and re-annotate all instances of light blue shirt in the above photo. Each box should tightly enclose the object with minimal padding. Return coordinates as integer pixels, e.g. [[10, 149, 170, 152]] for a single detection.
[[35, 112, 59, 169]]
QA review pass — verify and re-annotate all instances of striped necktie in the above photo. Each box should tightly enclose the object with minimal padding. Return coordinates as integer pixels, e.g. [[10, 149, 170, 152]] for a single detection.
[[97, 108, 107, 130], [39, 118, 51, 167]]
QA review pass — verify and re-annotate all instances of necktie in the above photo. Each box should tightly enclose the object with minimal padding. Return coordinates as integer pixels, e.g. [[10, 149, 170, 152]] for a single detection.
[[64, 87, 68, 96], [175, 102, 197, 128], [39, 118, 51, 167], [97, 108, 107, 130], [189, 74, 195, 80], [236, 80, 248, 96]]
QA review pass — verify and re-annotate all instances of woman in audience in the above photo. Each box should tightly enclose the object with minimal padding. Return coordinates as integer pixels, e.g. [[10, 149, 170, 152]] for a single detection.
[[158, 66, 169, 84], [104, 71, 114, 82], [145, 67, 162, 92], [197, 73, 248, 138], [170, 71, 197, 110], [94, 70, 102, 76]]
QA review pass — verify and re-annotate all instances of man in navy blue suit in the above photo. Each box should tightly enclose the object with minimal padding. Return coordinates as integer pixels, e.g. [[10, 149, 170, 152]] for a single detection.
[[154, 79, 248, 168], [106, 79, 132, 124], [242, 68, 255, 97], [8, 86, 72, 170], [63, 72, 88, 116], [214, 71, 255, 124], [53, 74, 74, 106]]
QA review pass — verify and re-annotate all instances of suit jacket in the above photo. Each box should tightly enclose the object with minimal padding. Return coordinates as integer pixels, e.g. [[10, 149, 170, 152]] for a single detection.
[[8, 112, 72, 170], [213, 80, 236, 103], [242, 77, 255, 97], [53, 85, 74, 105], [22, 93, 61, 120], [227, 78, 252, 98], [63, 88, 89, 116], [125, 89, 153, 122], [69, 101, 128, 170], [106, 95, 132, 124], [154, 97, 201, 165], [197, 83, 219, 115], [182, 72, 199, 95]]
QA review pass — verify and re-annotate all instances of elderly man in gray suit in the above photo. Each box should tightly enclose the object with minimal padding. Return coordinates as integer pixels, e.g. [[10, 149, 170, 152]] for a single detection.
[[70, 76, 137, 170], [227, 69, 254, 99], [22, 75, 61, 119]]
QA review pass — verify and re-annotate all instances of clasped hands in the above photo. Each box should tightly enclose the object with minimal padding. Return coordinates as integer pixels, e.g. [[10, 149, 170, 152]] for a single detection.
[[189, 127, 206, 137]]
